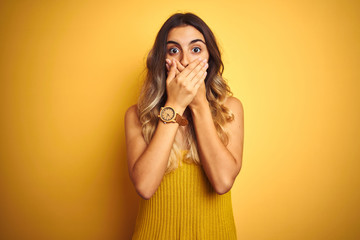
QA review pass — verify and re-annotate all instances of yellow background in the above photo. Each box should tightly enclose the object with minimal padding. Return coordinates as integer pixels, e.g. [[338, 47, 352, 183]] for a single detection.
[[1, 0, 359, 239]]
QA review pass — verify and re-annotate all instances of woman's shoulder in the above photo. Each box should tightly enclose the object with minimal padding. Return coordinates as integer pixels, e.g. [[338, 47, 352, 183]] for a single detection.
[[125, 104, 140, 124], [125, 104, 138, 115], [224, 96, 244, 114]]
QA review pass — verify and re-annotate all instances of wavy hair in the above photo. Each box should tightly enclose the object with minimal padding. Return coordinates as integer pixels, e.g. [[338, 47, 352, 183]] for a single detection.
[[137, 12, 234, 174]]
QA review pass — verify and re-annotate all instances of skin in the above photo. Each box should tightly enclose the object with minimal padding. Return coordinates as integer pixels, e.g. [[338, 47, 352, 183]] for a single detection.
[[125, 25, 244, 199]]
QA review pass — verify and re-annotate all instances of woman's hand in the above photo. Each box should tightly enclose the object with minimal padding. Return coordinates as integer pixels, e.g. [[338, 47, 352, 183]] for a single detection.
[[166, 58, 209, 111], [165, 58, 208, 114], [166, 59, 185, 75], [189, 78, 207, 110]]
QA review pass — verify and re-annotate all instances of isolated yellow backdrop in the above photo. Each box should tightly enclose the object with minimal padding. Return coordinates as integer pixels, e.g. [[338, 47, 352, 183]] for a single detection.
[[0, 0, 359, 239]]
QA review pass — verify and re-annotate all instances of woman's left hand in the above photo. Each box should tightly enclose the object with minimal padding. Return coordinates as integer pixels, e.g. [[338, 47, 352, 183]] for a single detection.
[[189, 78, 207, 110], [166, 59, 208, 110]]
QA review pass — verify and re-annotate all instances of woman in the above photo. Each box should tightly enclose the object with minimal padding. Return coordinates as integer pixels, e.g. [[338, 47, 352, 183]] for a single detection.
[[125, 12, 244, 239]]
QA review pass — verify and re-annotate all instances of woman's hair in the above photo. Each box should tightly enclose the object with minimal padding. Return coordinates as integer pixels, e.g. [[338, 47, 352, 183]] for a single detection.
[[137, 12, 234, 174]]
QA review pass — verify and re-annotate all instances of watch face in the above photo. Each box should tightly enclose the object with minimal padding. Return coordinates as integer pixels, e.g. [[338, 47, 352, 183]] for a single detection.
[[160, 107, 175, 121]]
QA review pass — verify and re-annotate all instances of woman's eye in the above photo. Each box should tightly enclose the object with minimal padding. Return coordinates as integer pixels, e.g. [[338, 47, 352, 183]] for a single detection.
[[192, 47, 201, 53], [169, 48, 179, 54]]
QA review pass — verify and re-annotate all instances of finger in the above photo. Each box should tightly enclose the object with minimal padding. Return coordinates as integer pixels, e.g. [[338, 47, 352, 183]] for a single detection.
[[177, 57, 204, 78], [166, 60, 177, 85], [168, 61, 180, 76], [174, 59, 186, 72], [166, 63, 170, 76], [192, 71, 207, 93], [187, 61, 208, 82], [165, 58, 172, 71], [191, 66, 208, 88], [194, 71, 207, 89]]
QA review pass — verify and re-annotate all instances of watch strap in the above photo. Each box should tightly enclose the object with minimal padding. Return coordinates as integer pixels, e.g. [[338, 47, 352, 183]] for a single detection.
[[175, 113, 188, 126]]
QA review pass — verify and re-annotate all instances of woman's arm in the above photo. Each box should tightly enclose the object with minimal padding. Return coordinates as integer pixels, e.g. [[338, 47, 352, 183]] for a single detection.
[[125, 58, 208, 199], [125, 105, 180, 200], [170, 58, 244, 194], [190, 89, 244, 194]]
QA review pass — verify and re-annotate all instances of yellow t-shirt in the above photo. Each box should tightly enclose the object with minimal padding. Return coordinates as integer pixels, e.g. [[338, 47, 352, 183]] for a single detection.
[[131, 151, 237, 239]]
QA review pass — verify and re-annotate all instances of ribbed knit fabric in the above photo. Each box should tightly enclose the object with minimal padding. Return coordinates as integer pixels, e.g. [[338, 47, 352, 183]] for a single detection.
[[132, 151, 237, 240]]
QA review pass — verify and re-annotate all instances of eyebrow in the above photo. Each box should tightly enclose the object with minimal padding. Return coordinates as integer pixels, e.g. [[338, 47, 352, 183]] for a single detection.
[[166, 39, 206, 45]]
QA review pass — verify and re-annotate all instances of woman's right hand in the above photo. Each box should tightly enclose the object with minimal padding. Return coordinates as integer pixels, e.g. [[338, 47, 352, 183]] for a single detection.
[[165, 58, 208, 114]]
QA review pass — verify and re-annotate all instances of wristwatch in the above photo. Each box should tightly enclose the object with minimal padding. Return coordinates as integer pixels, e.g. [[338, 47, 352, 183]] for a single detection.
[[158, 106, 188, 126]]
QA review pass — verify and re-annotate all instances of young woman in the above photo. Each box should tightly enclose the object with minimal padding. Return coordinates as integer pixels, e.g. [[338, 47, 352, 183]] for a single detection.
[[125, 12, 244, 239]]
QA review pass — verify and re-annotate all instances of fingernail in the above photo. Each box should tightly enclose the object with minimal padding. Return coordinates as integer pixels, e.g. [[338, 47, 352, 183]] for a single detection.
[[202, 59, 207, 63], [198, 57, 202, 61]]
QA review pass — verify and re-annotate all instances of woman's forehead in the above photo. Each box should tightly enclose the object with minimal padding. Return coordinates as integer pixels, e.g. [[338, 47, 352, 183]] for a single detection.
[[167, 25, 205, 44]]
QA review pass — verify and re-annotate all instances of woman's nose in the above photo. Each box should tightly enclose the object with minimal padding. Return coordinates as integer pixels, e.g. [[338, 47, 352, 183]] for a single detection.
[[180, 53, 190, 67]]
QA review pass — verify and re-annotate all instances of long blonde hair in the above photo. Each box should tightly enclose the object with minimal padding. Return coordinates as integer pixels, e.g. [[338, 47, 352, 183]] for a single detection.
[[137, 13, 234, 174]]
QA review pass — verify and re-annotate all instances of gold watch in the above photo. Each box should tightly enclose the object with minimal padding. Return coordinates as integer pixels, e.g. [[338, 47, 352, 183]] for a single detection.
[[158, 106, 188, 126]]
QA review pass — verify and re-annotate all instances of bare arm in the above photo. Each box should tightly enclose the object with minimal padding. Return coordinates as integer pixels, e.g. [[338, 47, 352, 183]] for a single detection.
[[190, 90, 244, 194], [125, 58, 208, 199], [125, 105, 180, 199], [171, 58, 244, 194]]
